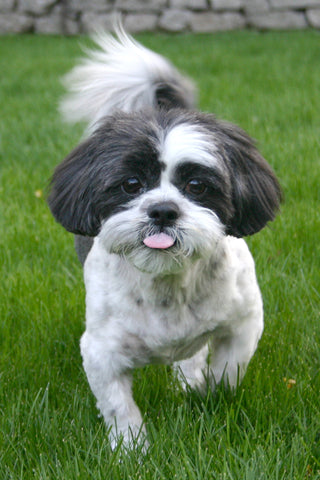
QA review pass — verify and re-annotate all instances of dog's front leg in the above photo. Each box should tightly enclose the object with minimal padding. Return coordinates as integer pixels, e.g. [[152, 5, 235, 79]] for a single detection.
[[80, 330, 146, 449]]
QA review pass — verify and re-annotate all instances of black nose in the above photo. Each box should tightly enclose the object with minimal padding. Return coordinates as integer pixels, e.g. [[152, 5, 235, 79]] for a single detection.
[[147, 201, 180, 226]]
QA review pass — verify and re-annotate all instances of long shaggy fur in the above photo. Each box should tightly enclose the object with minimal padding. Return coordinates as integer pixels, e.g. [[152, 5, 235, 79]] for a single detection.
[[48, 27, 281, 450]]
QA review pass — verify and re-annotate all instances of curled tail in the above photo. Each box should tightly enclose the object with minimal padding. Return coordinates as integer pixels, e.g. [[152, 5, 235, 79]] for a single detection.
[[60, 25, 196, 133]]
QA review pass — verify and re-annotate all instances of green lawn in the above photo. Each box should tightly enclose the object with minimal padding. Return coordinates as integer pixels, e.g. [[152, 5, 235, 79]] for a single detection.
[[1, 30, 319, 479]]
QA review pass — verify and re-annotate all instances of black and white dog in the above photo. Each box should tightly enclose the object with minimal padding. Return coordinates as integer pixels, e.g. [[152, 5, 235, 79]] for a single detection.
[[48, 27, 281, 449]]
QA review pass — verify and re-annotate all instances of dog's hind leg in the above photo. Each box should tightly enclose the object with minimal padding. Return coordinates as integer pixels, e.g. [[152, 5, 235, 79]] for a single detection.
[[207, 315, 263, 391], [174, 344, 209, 393]]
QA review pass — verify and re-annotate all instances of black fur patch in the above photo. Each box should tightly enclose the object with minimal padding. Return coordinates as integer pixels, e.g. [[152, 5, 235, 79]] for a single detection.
[[211, 119, 282, 237], [173, 161, 234, 227], [155, 82, 192, 110], [48, 112, 163, 236]]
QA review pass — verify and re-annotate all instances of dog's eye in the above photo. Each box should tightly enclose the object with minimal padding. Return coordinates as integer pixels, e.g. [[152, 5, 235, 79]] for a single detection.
[[122, 177, 143, 195], [185, 179, 206, 196]]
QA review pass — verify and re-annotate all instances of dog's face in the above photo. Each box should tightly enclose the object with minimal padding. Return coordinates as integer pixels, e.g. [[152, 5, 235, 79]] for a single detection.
[[49, 109, 281, 274]]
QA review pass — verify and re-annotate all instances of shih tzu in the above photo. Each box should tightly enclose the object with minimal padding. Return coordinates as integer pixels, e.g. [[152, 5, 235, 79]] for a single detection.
[[48, 26, 281, 449]]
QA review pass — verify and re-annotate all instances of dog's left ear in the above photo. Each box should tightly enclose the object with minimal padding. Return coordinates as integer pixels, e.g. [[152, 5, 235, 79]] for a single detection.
[[217, 121, 282, 237]]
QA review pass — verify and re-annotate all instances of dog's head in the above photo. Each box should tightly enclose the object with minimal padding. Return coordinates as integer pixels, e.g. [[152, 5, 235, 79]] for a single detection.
[[48, 109, 281, 274]]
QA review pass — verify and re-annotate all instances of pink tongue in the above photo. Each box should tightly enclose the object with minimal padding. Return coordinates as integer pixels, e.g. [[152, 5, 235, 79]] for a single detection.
[[143, 233, 175, 249]]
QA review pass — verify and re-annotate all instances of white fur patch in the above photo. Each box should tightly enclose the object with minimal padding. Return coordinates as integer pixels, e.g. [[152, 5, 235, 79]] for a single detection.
[[160, 123, 219, 182]]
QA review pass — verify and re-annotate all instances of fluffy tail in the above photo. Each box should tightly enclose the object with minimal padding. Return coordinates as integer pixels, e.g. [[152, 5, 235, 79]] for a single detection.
[[60, 25, 196, 133]]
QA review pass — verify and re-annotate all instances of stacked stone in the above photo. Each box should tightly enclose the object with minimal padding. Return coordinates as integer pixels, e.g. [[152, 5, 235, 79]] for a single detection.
[[0, 0, 320, 34]]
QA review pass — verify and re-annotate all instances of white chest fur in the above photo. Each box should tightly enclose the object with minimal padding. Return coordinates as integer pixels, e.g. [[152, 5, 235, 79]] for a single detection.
[[83, 236, 262, 367]]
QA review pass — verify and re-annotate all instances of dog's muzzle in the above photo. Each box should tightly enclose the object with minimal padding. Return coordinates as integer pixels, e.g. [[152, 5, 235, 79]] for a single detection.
[[143, 201, 180, 249]]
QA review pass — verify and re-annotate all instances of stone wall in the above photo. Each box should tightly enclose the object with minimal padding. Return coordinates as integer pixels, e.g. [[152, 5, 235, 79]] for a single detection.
[[1, 0, 320, 34]]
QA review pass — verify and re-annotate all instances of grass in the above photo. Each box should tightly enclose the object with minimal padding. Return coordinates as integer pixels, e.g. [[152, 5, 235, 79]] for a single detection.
[[0, 30, 320, 479]]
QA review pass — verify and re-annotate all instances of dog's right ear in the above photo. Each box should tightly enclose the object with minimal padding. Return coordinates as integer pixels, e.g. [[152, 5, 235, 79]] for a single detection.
[[48, 137, 103, 236]]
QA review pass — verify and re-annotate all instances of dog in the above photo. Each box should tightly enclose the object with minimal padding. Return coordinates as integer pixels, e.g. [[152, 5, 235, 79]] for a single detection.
[[48, 26, 281, 449]]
